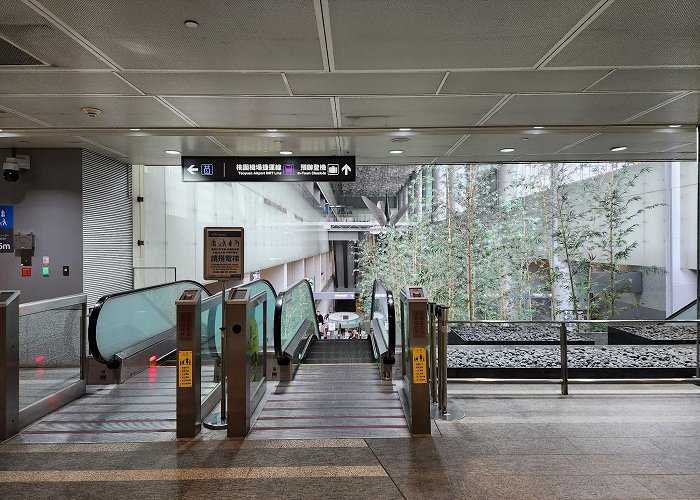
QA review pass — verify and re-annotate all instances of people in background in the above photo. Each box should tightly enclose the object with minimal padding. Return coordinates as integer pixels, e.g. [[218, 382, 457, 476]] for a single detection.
[[350, 328, 359, 339]]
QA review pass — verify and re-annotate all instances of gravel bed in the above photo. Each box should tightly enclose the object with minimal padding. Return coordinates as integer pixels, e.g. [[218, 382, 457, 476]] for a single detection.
[[447, 345, 696, 369], [450, 324, 592, 343], [613, 324, 697, 342]]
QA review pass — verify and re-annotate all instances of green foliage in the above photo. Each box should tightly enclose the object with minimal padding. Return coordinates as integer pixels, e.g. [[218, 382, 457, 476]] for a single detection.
[[355, 163, 659, 321]]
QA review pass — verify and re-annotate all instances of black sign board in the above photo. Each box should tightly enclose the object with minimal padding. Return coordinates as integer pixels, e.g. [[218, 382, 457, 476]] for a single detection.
[[182, 156, 355, 182]]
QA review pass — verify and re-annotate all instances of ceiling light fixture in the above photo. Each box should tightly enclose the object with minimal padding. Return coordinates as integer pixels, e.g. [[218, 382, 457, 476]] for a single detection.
[[610, 146, 627, 152], [184, 20, 199, 28], [533, 126, 544, 129], [164, 149, 181, 155], [130, 128, 141, 131], [521, 137, 529, 141], [399, 128, 411, 131], [280, 150, 293, 155], [500, 148, 515, 153], [669, 124, 682, 128], [267, 129, 278, 132], [389, 150, 404, 154]]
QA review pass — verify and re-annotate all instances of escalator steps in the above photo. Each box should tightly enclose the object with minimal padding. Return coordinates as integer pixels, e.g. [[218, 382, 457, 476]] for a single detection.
[[304, 339, 375, 364]]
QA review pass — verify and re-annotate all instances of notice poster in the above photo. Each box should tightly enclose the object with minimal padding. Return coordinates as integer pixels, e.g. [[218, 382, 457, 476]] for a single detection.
[[203, 227, 244, 280]]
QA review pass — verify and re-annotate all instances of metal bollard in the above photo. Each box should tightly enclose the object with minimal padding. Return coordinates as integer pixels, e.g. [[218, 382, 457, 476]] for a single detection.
[[428, 302, 437, 404], [559, 322, 569, 396]]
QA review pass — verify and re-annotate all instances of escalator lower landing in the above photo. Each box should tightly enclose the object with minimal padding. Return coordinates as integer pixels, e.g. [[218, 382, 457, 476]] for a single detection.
[[249, 364, 409, 439]]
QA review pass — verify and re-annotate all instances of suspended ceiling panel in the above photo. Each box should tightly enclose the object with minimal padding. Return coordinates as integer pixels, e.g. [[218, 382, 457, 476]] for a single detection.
[[37, 0, 324, 70], [0, 108, 48, 128], [0, 71, 140, 94], [84, 135, 227, 163], [0, 134, 88, 148], [628, 93, 700, 125], [589, 69, 700, 92], [166, 97, 335, 127], [328, 0, 601, 69], [212, 134, 338, 156], [0, 36, 43, 65], [484, 93, 682, 126], [441, 70, 610, 94], [557, 130, 696, 154], [357, 155, 437, 165], [548, 0, 700, 67], [349, 134, 464, 157], [338, 95, 504, 127], [451, 132, 597, 157], [286, 73, 445, 96], [0, 96, 193, 127], [515, 153, 616, 163], [0, 0, 108, 68], [600, 151, 696, 162], [122, 72, 290, 96]]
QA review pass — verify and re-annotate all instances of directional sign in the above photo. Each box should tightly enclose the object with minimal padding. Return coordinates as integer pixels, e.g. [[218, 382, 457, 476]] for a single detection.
[[203, 227, 244, 280], [182, 156, 356, 183], [0, 205, 14, 253]]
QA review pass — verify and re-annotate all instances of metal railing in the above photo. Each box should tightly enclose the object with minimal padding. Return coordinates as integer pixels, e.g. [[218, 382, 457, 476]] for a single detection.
[[446, 319, 700, 395]]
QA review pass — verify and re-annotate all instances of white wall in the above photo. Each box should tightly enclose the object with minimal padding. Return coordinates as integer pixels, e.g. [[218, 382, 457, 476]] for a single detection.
[[137, 166, 329, 285], [680, 161, 698, 271]]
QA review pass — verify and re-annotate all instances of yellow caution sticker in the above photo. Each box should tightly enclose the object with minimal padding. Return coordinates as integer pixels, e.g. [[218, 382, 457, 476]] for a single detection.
[[412, 347, 427, 384], [178, 350, 193, 388]]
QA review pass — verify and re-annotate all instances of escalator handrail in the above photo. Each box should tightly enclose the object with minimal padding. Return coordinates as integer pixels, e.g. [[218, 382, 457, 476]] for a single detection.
[[88, 280, 211, 366], [370, 279, 396, 364], [274, 279, 319, 365]]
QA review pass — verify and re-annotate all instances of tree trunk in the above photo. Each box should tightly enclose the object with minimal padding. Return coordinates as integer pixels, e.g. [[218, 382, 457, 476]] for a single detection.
[[466, 167, 475, 320], [446, 168, 453, 311]]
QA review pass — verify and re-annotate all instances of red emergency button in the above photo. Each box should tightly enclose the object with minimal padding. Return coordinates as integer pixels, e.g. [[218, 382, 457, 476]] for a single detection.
[[21, 267, 31, 277]]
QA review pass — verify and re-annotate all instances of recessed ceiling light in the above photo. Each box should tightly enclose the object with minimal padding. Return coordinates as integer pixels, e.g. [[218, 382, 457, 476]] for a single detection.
[[267, 129, 278, 132], [521, 137, 529, 141], [389, 150, 404, 154], [164, 149, 181, 155], [533, 126, 544, 129], [399, 128, 411, 131], [0, 129, 3, 132], [280, 150, 293, 155], [500, 148, 515, 153], [184, 20, 199, 28], [610, 146, 627, 152], [130, 128, 140, 131], [669, 124, 682, 128]]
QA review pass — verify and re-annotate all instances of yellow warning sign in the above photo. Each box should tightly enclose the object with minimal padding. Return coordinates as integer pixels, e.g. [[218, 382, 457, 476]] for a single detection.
[[412, 347, 427, 384], [178, 350, 193, 388]]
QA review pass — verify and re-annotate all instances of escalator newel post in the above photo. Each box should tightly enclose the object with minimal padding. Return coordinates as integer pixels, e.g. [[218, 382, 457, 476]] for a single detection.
[[175, 289, 202, 438]]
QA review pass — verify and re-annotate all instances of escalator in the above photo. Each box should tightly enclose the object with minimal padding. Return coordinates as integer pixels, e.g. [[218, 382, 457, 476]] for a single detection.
[[248, 279, 409, 439], [8, 279, 277, 443]]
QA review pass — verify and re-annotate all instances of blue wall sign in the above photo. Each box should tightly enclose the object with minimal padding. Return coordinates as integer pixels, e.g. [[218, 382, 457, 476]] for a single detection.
[[0, 205, 14, 253]]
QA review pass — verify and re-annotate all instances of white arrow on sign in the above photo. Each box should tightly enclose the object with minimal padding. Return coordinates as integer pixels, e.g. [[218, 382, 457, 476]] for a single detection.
[[187, 165, 199, 174], [341, 164, 352, 175]]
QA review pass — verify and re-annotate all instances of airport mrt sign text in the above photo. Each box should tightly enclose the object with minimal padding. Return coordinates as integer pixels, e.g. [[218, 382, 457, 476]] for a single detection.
[[182, 156, 355, 182]]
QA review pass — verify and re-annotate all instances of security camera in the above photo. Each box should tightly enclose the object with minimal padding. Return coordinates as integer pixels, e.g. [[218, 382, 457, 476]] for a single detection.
[[2, 155, 30, 182]]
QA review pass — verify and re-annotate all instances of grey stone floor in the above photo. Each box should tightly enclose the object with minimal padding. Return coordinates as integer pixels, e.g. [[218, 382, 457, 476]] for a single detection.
[[1, 383, 699, 499]]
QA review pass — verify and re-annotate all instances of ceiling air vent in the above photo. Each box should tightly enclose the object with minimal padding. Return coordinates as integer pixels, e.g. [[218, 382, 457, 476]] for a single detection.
[[0, 38, 44, 65]]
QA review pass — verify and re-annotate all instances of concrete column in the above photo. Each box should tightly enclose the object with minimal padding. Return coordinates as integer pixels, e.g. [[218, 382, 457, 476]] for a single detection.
[[666, 161, 697, 315]]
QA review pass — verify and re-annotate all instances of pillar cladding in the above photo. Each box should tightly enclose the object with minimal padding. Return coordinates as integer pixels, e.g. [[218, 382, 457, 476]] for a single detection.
[[0, 291, 20, 440], [226, 288, 251, 438], [401, 286, 431, 436], [176, 289, 202, 439]]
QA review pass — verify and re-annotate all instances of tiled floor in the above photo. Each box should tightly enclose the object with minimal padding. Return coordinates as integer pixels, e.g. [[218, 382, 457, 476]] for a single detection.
[[1, 383, 699, 499]]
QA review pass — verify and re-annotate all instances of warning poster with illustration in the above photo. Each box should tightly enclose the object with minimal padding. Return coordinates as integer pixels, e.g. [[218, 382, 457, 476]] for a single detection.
[[203, 227, 244, 280]]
